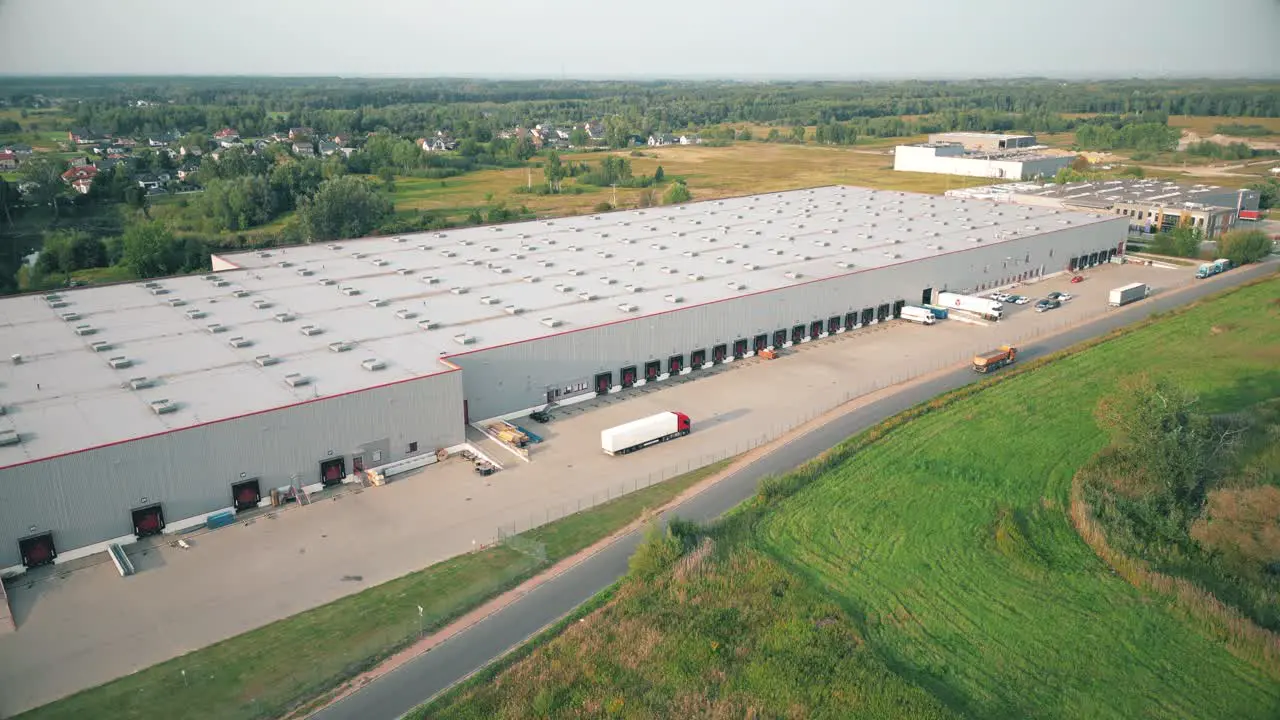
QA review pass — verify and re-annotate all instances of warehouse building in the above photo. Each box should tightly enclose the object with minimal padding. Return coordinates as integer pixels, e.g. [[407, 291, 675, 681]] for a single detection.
[[0, 186, 1127, 573], [927, 132, 1041, 152], [893, 142, 1073, 181], [946, 179, 1262, 237]]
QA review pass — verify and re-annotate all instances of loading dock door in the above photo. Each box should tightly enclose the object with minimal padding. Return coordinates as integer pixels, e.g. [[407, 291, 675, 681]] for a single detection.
[[876, 304, 891, 322], [320, 456, 347, 485], [921, 287, 933, 305], [753, 334, 768, 353], [1089, 252, 1099, 266], [861, 308, 874, 326], [18, 532, 57, 568], [668, 354, 683, 374], [827, 316, 841, 334], [231, 478, 261, 512], [809, 320, 824, 338], [712, 344, 728, 363], [844, 312, 857, 330], [595, 371, 613, 393], [690, 349, 707, 368], [733, 338, 749, 358], [644, 360, 660, 381], [791, 325, 806, 344], [1069, 257, 1078, 271], [131, 503, 165, 538], [773, 329, 787, 348], [892, 300, 905, 319], [620, 366, 637, 388]]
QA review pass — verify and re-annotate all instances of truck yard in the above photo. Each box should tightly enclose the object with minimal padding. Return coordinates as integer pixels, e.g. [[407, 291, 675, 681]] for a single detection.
[[0, 258, 1207, 717]]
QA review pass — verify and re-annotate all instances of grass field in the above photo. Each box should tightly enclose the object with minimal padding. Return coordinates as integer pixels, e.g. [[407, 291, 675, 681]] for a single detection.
[[16, 459, 732, 720], [391, 143, 993, 224], [1168, 115, 1280, 139], [424, 276, 1280, 719]]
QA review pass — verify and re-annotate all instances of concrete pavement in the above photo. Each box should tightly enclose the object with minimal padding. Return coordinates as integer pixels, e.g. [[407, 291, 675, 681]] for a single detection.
[[311, 260, 1277, 720]]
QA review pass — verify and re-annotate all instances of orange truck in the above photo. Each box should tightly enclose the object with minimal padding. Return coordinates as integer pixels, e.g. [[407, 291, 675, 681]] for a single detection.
[[972, 345, 1017, 373]]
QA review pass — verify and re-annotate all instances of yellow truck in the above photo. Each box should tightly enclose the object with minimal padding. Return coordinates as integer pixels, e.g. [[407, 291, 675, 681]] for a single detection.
[[972, 345, 1017, 373]]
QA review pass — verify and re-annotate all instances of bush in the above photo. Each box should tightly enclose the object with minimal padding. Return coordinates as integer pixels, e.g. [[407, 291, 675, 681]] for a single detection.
[[592, 201, 613, 213], [1218, 229, 1274, 266], [662, 180, 692, 205], [628, 524, 685, 580]]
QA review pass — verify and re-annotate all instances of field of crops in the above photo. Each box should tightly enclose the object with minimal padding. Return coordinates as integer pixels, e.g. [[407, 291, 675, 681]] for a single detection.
[[426, 276, 1280, 719]]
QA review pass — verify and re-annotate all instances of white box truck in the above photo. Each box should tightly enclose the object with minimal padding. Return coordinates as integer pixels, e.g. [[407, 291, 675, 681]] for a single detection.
[[899, 305, 936, 325], [936, 292, 1003, 320], [1108, 282, 1149, 307], [601, 411, 692, 456]]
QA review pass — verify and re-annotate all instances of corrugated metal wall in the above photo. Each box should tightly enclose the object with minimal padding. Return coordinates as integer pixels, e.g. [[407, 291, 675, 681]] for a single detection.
[[452, 220, 1126, 419], [0, 371, 464, 567]]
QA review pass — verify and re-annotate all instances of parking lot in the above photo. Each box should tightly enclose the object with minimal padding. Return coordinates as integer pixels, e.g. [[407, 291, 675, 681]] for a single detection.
[[0, 259, 1201, 716]]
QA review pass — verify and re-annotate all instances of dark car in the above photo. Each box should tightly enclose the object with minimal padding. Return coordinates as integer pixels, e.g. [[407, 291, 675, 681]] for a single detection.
[[1035, 299, 1062, 313], [530, 410, 552, 423], [1046, 291, 1063, 301]]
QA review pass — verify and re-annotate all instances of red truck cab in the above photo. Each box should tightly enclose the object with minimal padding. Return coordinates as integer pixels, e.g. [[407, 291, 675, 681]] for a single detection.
[[675, 411, 692, 435]]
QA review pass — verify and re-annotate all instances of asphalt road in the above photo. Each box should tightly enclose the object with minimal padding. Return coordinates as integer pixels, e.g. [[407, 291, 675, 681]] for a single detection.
[[312, 262, 1277, 720]]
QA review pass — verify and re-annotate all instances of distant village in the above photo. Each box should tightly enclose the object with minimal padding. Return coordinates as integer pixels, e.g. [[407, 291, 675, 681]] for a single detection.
[[0, 121, 701, 197]]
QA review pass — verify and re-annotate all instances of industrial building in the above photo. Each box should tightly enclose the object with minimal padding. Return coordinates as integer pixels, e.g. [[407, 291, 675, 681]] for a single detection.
[[946, 179, 1262, 237], [927, 132, 1041, 152], [0, 186, 1127, 573], [893, 142, 1073, 181]]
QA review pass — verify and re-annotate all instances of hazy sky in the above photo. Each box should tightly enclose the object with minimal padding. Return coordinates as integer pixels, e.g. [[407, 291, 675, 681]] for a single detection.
[[1, 0, 1277, 79]]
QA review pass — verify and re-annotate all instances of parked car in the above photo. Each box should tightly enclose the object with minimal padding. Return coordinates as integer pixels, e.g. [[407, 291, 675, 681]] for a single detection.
[[1046, 291, 1063, 301], [1006, 294, 1030, 305], [991, 292, 1010, 302], [530, 410, 552, 423], [1058, 292, 1073, 301], [1070, 275, 1084, 284], [1035, 299, 1062, 313]]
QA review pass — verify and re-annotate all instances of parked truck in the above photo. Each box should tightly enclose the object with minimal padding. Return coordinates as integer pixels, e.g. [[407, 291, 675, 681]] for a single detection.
[[1108, 282, 1149, 307], [601, 411, 692, 456], [920, 304, 949, 319], [899, 305, 937, 325], [1195, 258, 1232, 279], [972, 345, 1017, 373], [937, 292, 1003, 320]]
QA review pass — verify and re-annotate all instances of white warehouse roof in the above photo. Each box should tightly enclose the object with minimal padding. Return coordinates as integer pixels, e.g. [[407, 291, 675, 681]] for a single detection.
[[0, 185, 1113, 467]]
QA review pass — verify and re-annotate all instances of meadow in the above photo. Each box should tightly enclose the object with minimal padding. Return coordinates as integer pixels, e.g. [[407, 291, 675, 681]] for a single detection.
[[424, 276, 1280, 719]]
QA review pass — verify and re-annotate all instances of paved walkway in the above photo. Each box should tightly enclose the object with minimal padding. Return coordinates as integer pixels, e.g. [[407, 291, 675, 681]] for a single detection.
[[0, 261, 1205, 716]]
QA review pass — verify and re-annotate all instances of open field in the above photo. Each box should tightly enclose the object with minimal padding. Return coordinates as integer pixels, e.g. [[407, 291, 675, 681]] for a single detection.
[[393, 143, 993, 223], [1168, 115, 1280, 139], [424, 276, 1280, 719], [15, 460, 730, 720]]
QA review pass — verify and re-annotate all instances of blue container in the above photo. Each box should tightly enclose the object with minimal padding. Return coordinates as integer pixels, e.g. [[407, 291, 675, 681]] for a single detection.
[[921, 304, 949, 319], [206, 510, 236, 530]]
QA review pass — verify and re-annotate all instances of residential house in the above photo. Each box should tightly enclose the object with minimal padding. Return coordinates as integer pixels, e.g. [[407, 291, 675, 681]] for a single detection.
[[136, 172, 172, 191], [332, 134, 352, 148], [4, 143, 33, 155], [180, 145, 204, 157], [292, 141, 315, 157], [0, 151, 18, 171], [317, 140, 340, 157], [213, 128, 239, 141], [288, 127, 315, 140], [218, 137, 243, 149], [147, 137, 169, 147], [61, 165, 99, 191], [678, 134, 701, 146], [114, 137, 138, 148], [66, 156, 91, 167], [417, 132, 457, 153], [647, 133, 677, 147], [68, 128, 110, 145], [252, 139, 272, 152], [269, 132, 290, 143], [95, 157, 123, 174], [585, 122, 606, 141], [176, 162, 199, 181]]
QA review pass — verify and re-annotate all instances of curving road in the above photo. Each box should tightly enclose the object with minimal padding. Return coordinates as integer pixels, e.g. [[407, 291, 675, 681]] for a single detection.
[[312, 262, 1277, 720]]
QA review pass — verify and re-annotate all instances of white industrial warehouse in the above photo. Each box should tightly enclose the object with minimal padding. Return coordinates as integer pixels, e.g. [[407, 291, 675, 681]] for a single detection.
[[0, 186, 1127, 573]]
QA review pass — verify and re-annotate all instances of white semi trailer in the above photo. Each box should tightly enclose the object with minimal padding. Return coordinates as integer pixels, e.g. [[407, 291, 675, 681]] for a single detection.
[[937, 292, 1004, 320], [601, 411, 692, 456]]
